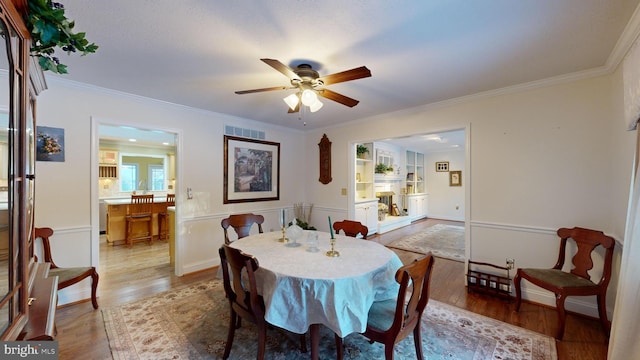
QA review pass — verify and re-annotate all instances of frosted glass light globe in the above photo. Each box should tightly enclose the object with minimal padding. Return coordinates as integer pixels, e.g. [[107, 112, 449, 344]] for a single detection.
[[301, 89, 318, 106]]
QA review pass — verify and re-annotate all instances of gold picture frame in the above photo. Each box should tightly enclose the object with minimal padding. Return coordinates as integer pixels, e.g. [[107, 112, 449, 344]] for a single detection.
[[224, 135, 280, 203], [436, 161, 449, 172], [449, 170, 462, 186]]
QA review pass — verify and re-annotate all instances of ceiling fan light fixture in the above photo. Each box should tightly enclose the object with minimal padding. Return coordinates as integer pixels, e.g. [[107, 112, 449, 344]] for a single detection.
[[283, 93, 299, 110], [309, 99, 324, 113], [301, 89, 318, 106]]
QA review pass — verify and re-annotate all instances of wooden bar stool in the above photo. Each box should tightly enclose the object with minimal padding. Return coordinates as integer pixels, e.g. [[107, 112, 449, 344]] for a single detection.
[[126, 194, 154, 247], [158, 193, 175, 240]]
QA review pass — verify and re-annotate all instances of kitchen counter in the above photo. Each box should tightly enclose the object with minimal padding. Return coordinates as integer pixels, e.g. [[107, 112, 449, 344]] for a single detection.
[[105, 198, 174, 245], [103, 197, 170, 205], [168, 207, 175, 265]]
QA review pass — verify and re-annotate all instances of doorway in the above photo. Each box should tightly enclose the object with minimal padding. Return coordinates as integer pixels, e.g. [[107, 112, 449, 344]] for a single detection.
[[91, 118, 180, 279], [350, 127, 469, 244]]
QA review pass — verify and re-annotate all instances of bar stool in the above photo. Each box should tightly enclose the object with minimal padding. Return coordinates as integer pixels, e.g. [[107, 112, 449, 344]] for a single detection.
[[158, 193, 175, 240], [126, 194, 154, 247]]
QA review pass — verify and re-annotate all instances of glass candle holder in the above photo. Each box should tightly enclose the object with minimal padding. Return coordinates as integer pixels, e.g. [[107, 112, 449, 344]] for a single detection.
[[306, 232, 319, 252]]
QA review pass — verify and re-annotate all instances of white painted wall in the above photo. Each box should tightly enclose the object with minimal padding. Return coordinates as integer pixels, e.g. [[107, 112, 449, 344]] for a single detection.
[[5, 67, 632, 316], [425, 149, 465, 221], [31, 78, 307, 305], [302, 74, 634, 318]]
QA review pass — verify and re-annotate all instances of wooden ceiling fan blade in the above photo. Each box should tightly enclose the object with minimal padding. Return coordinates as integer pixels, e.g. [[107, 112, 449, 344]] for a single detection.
[[318, 89, 360, 107], [261, 58, 301, 81], [235, 86, 290, 94], [318, 66, 371, 85]]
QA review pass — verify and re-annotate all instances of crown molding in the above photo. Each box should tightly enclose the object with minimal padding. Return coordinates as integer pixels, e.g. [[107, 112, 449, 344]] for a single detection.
[[606, 1, 640, 70]]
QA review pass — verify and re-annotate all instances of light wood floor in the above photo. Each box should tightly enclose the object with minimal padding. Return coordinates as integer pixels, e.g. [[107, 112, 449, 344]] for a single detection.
[[54, 219, 608, 359]]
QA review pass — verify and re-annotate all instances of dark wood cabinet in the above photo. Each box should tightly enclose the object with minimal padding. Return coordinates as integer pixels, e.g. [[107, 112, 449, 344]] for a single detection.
[[0, 0, 50, 341]]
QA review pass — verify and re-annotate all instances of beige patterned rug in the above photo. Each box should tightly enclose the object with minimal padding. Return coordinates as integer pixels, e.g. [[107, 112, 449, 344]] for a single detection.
[[387, 224, 465, 262], [102, 279, 557, 360]]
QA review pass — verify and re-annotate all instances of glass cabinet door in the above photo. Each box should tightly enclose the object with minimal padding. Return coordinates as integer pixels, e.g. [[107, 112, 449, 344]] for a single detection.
[[0, 0, 32, 340], [0, 17, 10, 334]]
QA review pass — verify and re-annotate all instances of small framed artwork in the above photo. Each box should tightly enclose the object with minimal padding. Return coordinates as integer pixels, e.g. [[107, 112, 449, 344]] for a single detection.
[[224, 135, 280, 204], [36, 126, 65, 162], [436, 161, 449, 172], [449, 170, 462, 186]]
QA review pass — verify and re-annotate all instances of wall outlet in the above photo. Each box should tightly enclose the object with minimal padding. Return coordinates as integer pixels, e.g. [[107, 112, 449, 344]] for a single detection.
[[506, 258, 515, 270]]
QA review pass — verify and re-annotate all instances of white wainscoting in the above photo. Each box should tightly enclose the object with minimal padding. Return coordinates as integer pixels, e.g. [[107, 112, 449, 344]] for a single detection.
[[470, 221, 612, 319], [33, 226, 93, 306]]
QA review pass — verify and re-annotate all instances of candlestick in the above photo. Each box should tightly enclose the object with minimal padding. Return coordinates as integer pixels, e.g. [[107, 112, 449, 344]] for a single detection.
[[326, 237, 340, 257], [279, 208, 288, 243]]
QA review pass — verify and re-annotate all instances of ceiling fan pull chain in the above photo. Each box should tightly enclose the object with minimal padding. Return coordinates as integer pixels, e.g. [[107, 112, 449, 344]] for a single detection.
[[299, 103, 306, 126]]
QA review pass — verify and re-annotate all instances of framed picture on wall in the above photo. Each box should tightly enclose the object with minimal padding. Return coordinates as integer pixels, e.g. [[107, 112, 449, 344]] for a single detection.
[[224, 135, 280, 203], [36, 126, 65, 162], [449, 170, 462, 186], [436, 161, 449, 172]]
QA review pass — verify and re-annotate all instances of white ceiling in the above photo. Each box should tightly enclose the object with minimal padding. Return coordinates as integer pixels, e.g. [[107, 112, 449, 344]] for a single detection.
[[46, 1, 640, 146]]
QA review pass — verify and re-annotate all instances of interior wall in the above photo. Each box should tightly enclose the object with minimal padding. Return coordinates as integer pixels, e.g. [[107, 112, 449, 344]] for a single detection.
[[302, 74, 634, 317], [10, 68, 633, 314], [424, 149, 465, 221], [30, 78, 307, 304]]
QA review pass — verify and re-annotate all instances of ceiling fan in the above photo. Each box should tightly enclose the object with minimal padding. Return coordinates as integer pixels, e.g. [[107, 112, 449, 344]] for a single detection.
[[235, 58, 371, 113]]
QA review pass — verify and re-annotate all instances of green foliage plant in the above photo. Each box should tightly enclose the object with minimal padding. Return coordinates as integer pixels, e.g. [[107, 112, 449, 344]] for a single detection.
[[288, 219, 317, 230], [26, 0, 98, 74], [375, 163, 395, 173], [356, 144, 369, 158]]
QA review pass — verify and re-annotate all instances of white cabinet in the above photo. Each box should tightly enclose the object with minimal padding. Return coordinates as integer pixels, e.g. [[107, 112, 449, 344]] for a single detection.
[[355, 200, 378, 236], [99, 150, 119, 164], [167, 153, 176, 180], [98, 150, 118, 178], [405, 150, 424, 194], [407, 194, 428, 221]]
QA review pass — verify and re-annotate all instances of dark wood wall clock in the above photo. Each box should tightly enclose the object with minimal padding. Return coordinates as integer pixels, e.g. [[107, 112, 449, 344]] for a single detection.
[[318, 134, 332, 184]]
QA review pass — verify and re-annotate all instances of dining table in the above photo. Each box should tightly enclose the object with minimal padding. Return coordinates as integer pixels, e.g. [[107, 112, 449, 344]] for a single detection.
[[229, 230, 403, 359]]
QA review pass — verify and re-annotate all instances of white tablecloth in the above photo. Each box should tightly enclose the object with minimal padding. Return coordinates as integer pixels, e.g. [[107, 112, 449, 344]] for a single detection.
[[230, 231, 402, 337]]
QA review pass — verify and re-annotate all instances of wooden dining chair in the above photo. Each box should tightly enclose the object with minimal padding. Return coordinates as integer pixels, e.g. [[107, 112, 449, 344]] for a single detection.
[[514, 227, 615, 340], [126, 194, 154, 247], [218, 244, 306, 359], [337, 252, 435, 360], [35, 227, 100, 309], [333, 219, 368, 239], [157, 193, 175, 240], [221, 213, 264, 244]]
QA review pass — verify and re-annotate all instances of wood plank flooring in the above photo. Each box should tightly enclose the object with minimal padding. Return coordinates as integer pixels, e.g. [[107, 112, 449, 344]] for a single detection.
[[53, 218, 608, 359]]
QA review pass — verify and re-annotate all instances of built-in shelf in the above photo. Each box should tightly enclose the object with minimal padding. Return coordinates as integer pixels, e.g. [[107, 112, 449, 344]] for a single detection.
[[99, 165, 117, 178], [374, 173, 403, 181]]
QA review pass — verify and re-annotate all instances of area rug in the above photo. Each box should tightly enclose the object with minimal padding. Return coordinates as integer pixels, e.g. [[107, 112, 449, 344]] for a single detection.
[[387, 224, 465, 262], [102, 279, 557, 360]]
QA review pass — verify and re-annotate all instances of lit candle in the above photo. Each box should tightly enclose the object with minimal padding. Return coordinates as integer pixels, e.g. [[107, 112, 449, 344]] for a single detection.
[[328, 216, 334, 239]]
